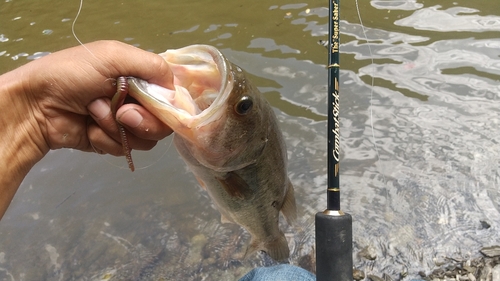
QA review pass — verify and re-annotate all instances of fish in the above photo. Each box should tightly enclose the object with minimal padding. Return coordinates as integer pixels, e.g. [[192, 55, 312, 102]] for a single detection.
[[112, 45, 297, 261]]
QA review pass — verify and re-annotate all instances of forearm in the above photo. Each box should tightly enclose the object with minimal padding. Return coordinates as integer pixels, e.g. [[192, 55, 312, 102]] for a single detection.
[[0, 67, 47, 218]]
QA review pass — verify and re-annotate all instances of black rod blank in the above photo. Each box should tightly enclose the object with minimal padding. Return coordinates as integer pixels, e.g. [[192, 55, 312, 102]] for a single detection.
[[327, 0, 341, 211], [315, 0, 353, 280]]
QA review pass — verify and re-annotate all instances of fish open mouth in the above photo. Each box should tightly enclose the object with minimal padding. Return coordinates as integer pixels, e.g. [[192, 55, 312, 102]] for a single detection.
[[127, 45, 234, 130]]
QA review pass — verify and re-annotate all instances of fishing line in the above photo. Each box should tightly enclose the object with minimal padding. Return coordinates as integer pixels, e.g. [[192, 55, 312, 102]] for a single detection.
[[137, 138, 174, 170], [88, 136, 174, 171], [355, 0, 387, 185], [72, 0, 98, 60]]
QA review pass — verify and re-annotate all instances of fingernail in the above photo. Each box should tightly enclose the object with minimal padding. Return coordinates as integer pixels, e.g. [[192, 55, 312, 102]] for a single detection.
[[88, 99, 110, 120], [117, 108, 143, 128]]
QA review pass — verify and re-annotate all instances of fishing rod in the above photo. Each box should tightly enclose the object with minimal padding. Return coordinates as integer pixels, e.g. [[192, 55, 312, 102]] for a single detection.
[[315, 0, 353, 280]]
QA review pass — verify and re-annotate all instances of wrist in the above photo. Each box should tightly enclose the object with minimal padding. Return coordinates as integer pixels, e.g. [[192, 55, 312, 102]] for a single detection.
[[0, 65, 47, 216]]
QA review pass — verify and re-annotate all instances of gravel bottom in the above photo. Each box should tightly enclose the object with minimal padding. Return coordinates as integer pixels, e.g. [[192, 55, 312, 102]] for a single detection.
[[353, 246, 500, 281]]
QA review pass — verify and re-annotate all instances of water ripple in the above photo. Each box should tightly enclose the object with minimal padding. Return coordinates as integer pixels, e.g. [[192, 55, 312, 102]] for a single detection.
[[396, 5, 500, 32]]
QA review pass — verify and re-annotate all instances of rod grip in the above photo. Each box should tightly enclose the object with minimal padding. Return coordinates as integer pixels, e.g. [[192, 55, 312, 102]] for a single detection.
[[315, 211, 353, 281]]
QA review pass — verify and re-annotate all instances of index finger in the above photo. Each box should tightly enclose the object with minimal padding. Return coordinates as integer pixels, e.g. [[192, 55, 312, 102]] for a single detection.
[[85, 40, 174, 90]]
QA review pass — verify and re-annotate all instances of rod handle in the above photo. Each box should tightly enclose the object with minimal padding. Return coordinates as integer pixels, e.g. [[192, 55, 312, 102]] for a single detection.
[[315, 211, 353, 281]]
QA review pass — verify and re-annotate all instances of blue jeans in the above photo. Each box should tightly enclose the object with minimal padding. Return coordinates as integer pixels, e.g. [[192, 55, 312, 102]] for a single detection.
[[239, 264, 316, 281]]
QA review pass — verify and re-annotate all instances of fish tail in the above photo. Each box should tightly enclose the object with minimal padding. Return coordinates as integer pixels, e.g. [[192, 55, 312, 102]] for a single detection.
[[244, 233, 290, 261], [264, 234, 290, 261]]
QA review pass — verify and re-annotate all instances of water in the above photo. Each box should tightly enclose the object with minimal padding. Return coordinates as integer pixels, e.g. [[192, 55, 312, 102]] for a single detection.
[[1, 0, 500, 280]]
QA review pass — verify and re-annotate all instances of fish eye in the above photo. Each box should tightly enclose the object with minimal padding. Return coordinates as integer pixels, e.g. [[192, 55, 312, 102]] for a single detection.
[[235, 96, 253, 115]]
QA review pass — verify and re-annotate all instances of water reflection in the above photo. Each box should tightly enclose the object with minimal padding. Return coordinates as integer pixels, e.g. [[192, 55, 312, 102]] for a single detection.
[[0, 0, 500, 280], [395, 6, 500, 32], [338, 1, 500, 275]]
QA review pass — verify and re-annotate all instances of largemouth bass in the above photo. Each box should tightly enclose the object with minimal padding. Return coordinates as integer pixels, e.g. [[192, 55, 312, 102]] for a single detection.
[[114, 45, 296, 260]]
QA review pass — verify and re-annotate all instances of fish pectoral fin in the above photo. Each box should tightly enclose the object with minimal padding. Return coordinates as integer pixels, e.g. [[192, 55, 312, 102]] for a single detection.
[[216, 172, 252, 200], [244, 233, 290, 261], [281, 179, 297, 225]]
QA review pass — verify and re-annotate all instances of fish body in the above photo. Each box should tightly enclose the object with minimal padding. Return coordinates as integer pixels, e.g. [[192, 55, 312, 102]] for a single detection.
[[123, 45, 296, 260]]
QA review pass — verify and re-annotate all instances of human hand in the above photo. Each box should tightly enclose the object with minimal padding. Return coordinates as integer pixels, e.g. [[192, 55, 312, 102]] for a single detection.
[[0, 41, 175, 217], [9, 40, 174, 157]]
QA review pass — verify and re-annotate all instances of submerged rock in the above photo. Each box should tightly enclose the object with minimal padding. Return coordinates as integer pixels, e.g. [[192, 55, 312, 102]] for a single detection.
[[426, 247, 500, 281], [353, 268, 365, 280], [359, 245, 377, 261], [480, 246, 500, 258], [359, 246, 500, 281]]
